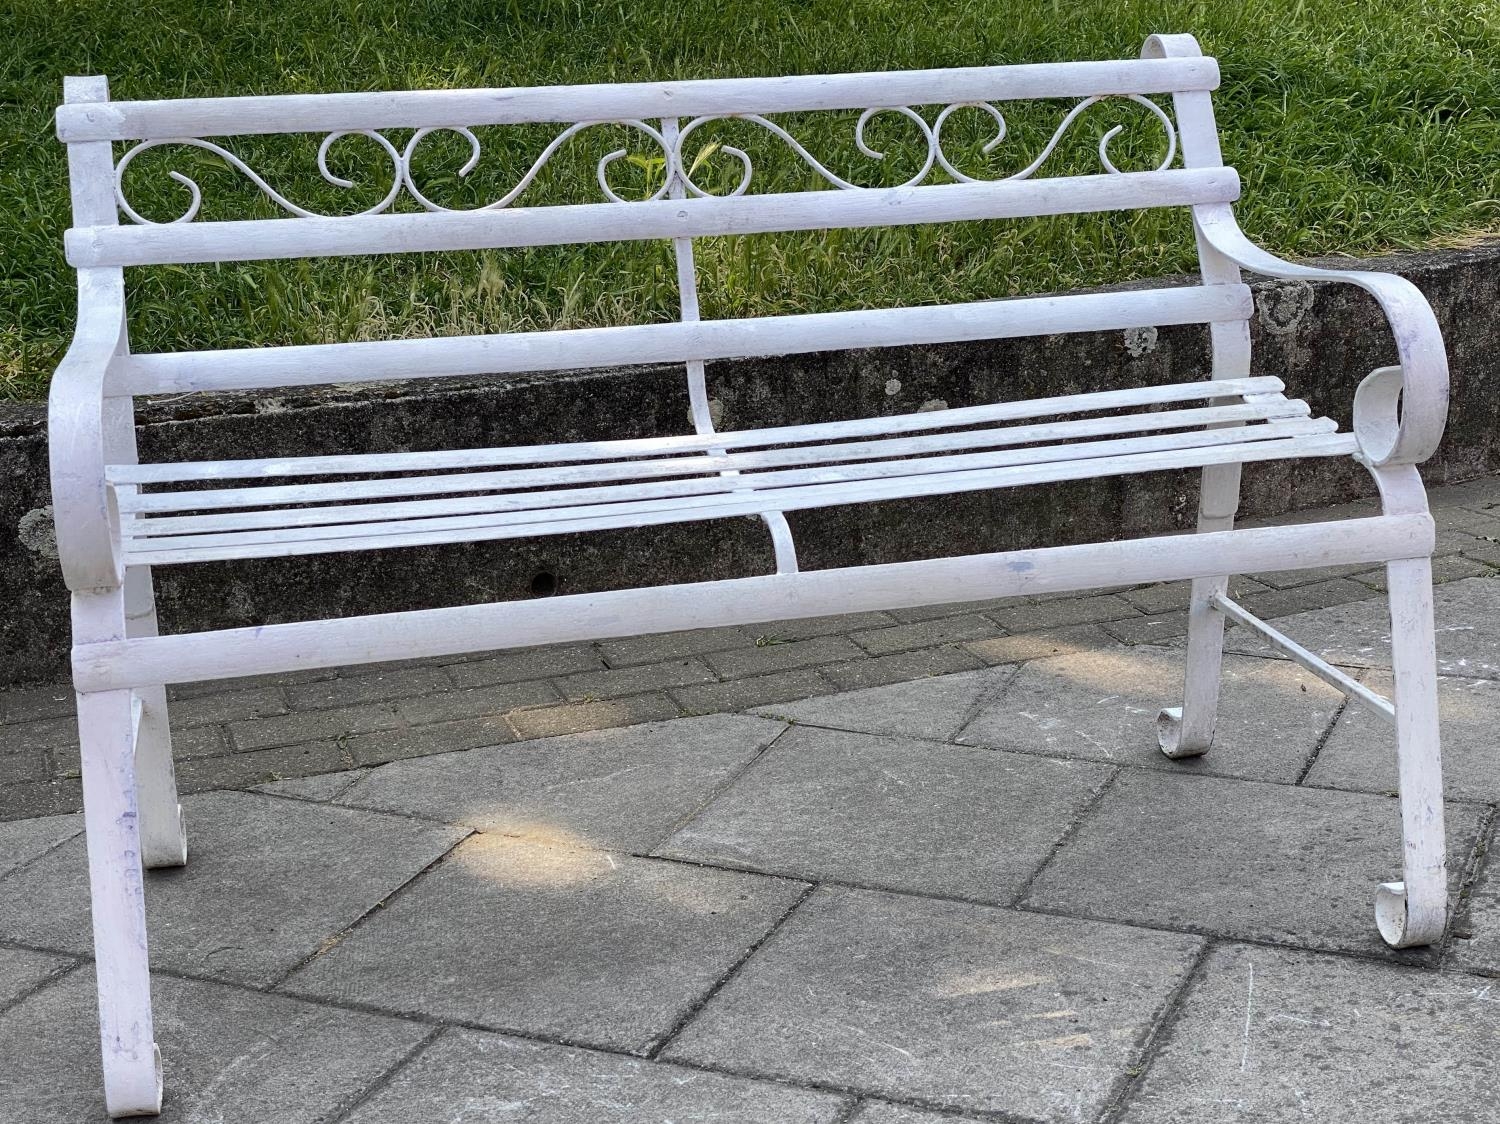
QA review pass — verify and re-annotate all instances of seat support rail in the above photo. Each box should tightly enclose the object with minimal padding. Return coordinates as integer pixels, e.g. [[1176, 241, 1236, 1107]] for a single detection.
[[74, 512, 1431, 692]]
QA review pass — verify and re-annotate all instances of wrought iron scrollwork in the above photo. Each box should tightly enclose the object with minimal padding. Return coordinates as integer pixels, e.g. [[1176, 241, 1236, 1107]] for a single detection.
[[113, 95, 1179, 223]]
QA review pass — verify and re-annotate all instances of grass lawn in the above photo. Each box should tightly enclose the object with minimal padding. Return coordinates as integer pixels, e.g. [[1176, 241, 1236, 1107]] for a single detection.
[[3, 0, 1499, 399]]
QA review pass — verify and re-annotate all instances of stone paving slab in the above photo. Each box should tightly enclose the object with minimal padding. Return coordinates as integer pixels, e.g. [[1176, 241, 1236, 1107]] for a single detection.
[[956, 648, 1344, 785], [703, 635, 866, 679], [1352, 551, 1497, 591], [554, 657, 717, 702], [963, 623, 1124, 667], [334, 714, 786, 851], [1220, 575, 1500, 679], [0, 791, 467, 986], [664, 885, 1203, 1122], [0, 748, 46, 786], [1306, 670, 1500, 802], [1118, 942, 1500, 1123], [657, 725, 1112, 904], [449, 642, 605, 686], [0, 811, 79, 877], [0, 777, 81, 821], [170, 738, 351, 792], [39, 721, 225, 771], [672, 667, 834, 713], [1117, 576, 1271, 616], [342, 1027, 850, 1124], [505, 692, 681, 740], [820, 644, 985, 690], [0, 947, 72, 1008], [226, 698, 404, 752], [755, 666, 1014, 742], [850, 613, 1005, 657], [988, 592, 1144, 633], [762, 610, 904, 641], [1023, 771, 1486, 958], [1235, 577, 1377, 619], [0, 966, 428, 1124], [168, 685, 289, 728], [284, 665, 453, 710], [596, 626, 750, 669], [283, 834, 808, 1054], [0, 681, 74, 724]]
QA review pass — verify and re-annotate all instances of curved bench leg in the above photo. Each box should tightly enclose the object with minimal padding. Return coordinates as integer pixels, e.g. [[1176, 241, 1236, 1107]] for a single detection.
[[1375, 555, 1448, 948], [1158, 461, 1242, 758], [125, 568, 186, 869], [78, 686, 164, 1117], [1158, 574, 1230, 757]]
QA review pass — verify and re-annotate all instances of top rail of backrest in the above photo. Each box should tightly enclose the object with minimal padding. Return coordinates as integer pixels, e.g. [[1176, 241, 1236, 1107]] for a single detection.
[[57, 57, 1219, 142], [61, 53, 1236, 271]]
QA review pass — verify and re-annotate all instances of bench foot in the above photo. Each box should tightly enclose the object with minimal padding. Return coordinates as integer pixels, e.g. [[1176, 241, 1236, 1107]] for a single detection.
[[1375, 880, 1445, 949], [103, 1044, 163, 1119], [1155, 706, 1200, 757]]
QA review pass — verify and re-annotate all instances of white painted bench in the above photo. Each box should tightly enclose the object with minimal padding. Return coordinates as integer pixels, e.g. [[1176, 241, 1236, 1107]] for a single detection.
[[52, 35, 1450, 1116]]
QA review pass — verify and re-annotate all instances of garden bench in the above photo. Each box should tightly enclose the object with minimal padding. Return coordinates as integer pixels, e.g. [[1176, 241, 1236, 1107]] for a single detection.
[[51, 34, 1450, 1116]]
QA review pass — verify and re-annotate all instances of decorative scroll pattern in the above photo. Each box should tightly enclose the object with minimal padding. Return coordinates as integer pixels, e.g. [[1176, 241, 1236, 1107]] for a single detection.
[[113, 95, 1178, 223]]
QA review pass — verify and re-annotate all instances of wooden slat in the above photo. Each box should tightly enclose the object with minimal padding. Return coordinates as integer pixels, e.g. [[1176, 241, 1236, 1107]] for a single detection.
[[76, 512, 1431, 692], [121, 431, 1358, 565], [67, 168, 1241, 270], [109, 375, 1286, 484], [57, 58, 1220, 142], [114, 284, 1254, 395], [120, 400, 1316, 516]]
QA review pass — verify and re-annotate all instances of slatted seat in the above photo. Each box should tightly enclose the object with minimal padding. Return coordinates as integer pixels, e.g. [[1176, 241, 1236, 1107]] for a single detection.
[[51, 34, 1455, 1118], [113, 377, 1350, 565]]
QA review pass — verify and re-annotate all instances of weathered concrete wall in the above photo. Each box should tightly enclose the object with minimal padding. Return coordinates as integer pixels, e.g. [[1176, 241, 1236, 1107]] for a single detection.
[[4, 243, 1498, 687]]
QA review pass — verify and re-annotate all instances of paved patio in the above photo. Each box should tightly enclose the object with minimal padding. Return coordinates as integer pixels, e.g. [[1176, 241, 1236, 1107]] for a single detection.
[[3, 475, 1500, 1122]]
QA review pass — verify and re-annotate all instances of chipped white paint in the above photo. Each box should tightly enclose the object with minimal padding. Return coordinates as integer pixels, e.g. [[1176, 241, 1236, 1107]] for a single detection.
[[50, 39, 1453, 1117]]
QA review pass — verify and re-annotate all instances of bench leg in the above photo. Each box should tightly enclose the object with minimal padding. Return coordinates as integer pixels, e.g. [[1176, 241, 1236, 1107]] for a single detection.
[[1158, 462, 1242, 757], [1374, 555, 1448, 948], [79, 686, 164, 1117], [125, 568, 187, 869]]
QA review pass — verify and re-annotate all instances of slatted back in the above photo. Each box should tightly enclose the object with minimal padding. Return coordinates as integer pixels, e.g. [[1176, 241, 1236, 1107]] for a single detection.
[[60, 35, 1247, 399]]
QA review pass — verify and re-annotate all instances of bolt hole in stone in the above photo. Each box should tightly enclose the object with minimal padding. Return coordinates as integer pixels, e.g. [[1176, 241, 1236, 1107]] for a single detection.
[[530, 571, 559, 597]]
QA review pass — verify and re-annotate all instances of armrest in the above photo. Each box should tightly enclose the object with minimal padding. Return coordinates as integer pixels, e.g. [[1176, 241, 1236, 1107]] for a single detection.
[[1194, 203, 1449, 466], [49, 270, 126, 592]]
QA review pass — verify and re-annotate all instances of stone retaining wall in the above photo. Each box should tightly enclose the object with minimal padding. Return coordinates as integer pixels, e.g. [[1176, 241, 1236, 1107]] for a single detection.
[[4, 243, 1498, 686]]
